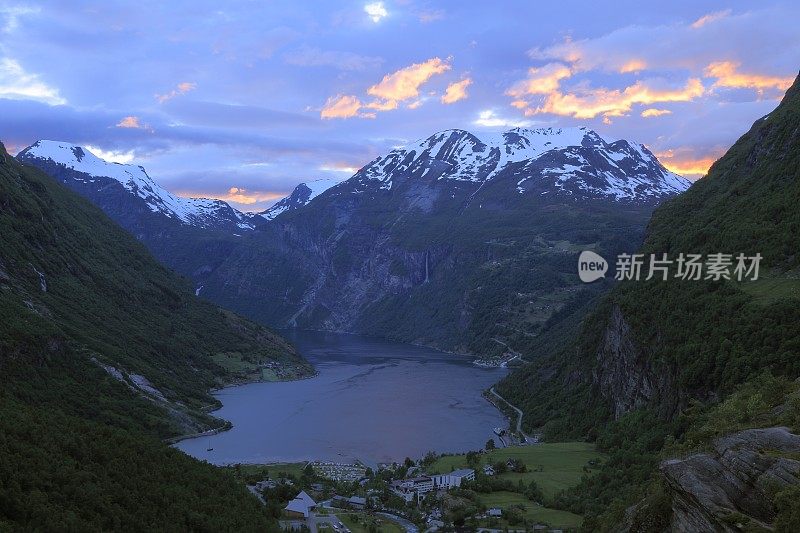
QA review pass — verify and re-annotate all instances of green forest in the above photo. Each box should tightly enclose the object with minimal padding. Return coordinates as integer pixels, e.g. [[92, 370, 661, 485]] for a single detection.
[[0, 143, 305, 530], [496, 74, 800, 530]]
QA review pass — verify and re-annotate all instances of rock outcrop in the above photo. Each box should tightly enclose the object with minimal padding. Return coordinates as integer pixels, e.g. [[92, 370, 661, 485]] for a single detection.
[[660, 427, 800, 532], [592, 305, 681, 420]]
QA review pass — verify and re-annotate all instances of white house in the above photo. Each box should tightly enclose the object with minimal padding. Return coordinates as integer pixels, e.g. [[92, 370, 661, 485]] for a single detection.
[[432, 468, 475, 489], [284, 490, 317, 519], [390, 476, 434, 502]]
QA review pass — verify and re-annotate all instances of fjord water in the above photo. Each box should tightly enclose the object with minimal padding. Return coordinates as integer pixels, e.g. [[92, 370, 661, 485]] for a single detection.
[[177, 331, 507, 465]]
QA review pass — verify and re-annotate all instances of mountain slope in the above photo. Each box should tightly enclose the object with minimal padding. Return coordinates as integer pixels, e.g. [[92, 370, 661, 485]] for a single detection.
[[194, 127, 689, 355], [496, 73, 800, 530], [16, 140, 262, 280], [260, 177, 342, 220], [352, 127, 687, 202], [18, 140, 254, 231], [0, 141, 310, 529]]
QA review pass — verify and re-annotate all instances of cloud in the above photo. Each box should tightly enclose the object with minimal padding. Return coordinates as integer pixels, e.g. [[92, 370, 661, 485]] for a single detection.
[[85, 145, 135, 164], [283, 45, 383, 71], [321, 94, 370, 119], [417, 9, 445, 23], [318, 162, 358, 174], [473, 110, 533, 129], [0, 5, 39, 33], [526, 8, 800, 80], [510, 68, 705, 120], [163, 99, 320, 128], [619, 59, 646, 73], [367, 57, 451, 103], [155, 81, 196, 103], [641, 108, 672, 118], [654, 148, 724, 179], [0, 57, 65, 105], [116, 115, 147, 129], [217, 186, 283, 205], [705, 61, 794, 94], [364, 2, 387, 23], [691, 9, 732, 29], [441, 78, 472, 104], [321, 57, 452, 118], [506, 63, 573, 98]]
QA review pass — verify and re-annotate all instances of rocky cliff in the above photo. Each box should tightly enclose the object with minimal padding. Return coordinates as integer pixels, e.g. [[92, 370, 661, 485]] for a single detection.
[[661, 427, 800, 532], [592, 305, 682, 420]]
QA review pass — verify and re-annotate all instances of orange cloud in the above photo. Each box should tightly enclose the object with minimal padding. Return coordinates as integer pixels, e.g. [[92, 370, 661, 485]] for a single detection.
[[155, 81, 196, 103], [321, 94, 370, 119], [691, 9, 731, 29], [619, 59, 646, 73], [216, 187, 284, 205], [321, 57, 452, 119], [367, 57, 451, 102], [655, 148, 724, 178], [506, 62, 572, 99], [521, 77, 704, 119], [441, 78, 472, 104], [115, 115, 147, 129], [641, 108, 672, 118], [364, 99, 398, 111], [705, 61, 794, 93]]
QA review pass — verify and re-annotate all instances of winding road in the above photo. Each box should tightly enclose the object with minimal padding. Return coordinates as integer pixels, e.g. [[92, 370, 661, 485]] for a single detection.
[[489, 387, 534, 443]]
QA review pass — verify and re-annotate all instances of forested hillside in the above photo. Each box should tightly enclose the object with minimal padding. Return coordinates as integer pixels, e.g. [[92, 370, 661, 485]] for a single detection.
[[496, 73, 800, 530], [0, 142, 309, 530]]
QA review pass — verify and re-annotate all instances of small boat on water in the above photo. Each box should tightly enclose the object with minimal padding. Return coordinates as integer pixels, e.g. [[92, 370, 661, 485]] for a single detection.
[[206, 438, 213, 452]]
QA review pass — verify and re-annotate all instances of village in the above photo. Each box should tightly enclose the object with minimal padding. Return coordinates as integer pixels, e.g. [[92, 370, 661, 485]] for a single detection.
[[228, 439, 603, 533]]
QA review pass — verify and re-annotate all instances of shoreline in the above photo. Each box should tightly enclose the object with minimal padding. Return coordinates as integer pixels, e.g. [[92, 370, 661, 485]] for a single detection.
[[168, 364, 318, 445], [173, 332, 510, 462]]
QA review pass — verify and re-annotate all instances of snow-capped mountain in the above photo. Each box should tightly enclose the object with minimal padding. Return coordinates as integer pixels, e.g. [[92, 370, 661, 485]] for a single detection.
[[350, 127, 689, 202], [260, 178, 341, 221], [18, 140, 253, 231], [191, 126, 692, 347], [17, 128, 694, 357]]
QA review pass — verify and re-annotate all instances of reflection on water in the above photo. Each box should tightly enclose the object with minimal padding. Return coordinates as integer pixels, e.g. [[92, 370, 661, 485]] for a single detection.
[[176, 331, 507, 465]]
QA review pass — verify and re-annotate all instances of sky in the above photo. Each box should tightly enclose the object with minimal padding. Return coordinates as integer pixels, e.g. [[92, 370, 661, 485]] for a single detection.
[[0, 1, 798, 211]]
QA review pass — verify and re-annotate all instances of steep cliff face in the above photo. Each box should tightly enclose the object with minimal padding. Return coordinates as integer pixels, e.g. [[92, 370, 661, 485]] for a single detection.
[[660, 427, 800, 532], [592, 305, 681, 420]]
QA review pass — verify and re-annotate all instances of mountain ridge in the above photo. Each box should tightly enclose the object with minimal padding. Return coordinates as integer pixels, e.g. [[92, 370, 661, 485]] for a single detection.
[[0, 140, 310, 530], [17, 140, 254, 231], [494, 71, 800, 531], [18, 126, 691, 356]]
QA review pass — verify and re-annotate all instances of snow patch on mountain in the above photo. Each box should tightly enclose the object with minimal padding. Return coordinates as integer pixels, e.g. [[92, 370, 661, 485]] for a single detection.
[[260, 178, 341, 220], [351, 127, 690, 202]]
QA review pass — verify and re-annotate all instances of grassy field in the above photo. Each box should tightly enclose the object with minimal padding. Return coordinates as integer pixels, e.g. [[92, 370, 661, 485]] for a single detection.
[[478, 491, 583, 529], [430, 442, 603, 498], [211, 352, 290, 382], [738, 276, 800, 303], [336, 512, 404, 533], [227, 462, 308, 481]]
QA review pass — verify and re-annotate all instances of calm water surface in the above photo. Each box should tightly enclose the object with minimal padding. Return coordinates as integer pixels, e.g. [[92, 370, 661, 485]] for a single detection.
[[177, 331, 507, 465]]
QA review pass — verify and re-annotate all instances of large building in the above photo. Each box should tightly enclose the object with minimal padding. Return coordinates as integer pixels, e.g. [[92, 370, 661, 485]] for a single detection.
[[284, 490, 317, 519], [432, 468, 475, 489], [390, 476, 434, 502]]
